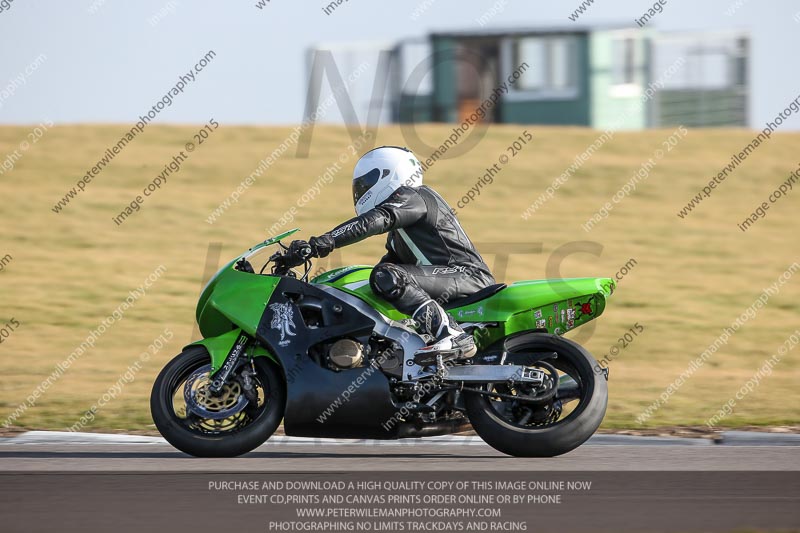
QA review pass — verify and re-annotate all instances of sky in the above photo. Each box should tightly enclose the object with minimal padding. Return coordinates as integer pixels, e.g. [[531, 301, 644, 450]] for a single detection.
[[0, 0, 799, 129]]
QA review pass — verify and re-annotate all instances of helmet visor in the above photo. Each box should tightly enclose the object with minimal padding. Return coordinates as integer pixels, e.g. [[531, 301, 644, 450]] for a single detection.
[[352, 168, 381, 205]]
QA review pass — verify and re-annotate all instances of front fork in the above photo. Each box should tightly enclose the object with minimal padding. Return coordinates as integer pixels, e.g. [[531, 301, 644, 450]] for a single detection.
[[190, 328, 281, 392], [208, 333, 250, 394]]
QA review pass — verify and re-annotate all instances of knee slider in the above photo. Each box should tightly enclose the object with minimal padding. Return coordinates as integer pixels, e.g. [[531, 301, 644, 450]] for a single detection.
[[370, 264, 408, 300]]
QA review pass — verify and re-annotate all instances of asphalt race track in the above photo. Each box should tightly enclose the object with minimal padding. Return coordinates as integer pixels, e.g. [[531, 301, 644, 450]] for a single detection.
[[1, 432, 798, 532], [1, 431, 799, 471]]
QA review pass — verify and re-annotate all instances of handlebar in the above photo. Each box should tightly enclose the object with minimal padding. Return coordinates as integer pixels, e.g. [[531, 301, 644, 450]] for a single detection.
[[297, 244, 312, 260], [235, 234, 315, 281], [266, 241, 313, 280]]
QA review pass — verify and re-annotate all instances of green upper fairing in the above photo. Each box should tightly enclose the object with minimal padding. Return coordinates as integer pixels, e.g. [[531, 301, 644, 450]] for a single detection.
[[196, 266, 281, 338], [194, 266, 281, 373], [196, 229, 301, 338], [313, 267, 616, 348]]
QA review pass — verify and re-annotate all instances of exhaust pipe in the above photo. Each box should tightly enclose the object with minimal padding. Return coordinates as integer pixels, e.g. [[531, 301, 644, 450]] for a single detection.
[[557, 375, 581, 401], [397, 418, 472, 438]]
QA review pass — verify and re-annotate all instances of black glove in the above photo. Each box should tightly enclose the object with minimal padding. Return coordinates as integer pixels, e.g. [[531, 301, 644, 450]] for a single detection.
[[309, 234, 335, 258], [284, 240, 312, 267]]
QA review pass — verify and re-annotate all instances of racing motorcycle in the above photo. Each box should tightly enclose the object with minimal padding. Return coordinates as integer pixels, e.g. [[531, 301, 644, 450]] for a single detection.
[[150, 229, 614, 457]]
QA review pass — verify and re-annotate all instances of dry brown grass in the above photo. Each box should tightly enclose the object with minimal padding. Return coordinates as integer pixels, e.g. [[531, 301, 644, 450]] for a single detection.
[[0, 123, 797, 431]]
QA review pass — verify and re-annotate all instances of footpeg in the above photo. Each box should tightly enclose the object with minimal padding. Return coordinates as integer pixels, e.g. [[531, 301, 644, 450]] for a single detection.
[[400, 318, 419, 329], [414, 351, 452, 367], [413, 340, 475, 367]]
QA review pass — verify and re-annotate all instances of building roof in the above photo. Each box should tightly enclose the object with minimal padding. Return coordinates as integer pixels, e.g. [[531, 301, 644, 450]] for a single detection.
[[430, 22, 639, 39]]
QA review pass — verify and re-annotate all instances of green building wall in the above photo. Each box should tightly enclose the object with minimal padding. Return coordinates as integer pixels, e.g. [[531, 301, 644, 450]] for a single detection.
[[499, 33, 591, 126], [431, 36, 459, 123], [588, 30, 649, 130]]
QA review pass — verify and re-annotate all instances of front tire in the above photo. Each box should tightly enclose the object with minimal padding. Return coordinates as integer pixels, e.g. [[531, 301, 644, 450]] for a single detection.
[[150, 345, 285, 457], [465, 333, 607, 457]]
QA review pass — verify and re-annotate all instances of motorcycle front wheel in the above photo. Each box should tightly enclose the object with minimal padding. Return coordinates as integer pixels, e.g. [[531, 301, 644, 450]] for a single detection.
[[464, 333, 607, 457], [150, 345, 285, 457]]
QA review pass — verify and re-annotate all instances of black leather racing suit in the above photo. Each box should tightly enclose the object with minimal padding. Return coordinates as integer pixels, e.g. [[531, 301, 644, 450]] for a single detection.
[[317, 185, 495, 314]]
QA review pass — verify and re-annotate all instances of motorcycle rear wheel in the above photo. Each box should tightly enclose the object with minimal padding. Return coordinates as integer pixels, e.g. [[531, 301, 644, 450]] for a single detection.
[[464, 333, 607, 457], [150, 345, 285, 457]]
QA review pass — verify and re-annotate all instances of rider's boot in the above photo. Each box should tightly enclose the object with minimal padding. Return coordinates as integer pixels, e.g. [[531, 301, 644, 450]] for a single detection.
[[411, 299, 476, 364]]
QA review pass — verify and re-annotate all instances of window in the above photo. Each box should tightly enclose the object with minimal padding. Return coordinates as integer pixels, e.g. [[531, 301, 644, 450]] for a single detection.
[[399, 41, 433, 95], [685, 52, 731, 89], [505, 35, 578, 98], [514, 38, 546, 90], [612, 38, 637, 86], [550, 38, 572, 89]]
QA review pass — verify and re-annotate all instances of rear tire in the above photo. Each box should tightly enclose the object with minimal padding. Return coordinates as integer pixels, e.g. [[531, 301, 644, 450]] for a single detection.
[[150, 345, 285, 457], [465, 333, 607, 457]]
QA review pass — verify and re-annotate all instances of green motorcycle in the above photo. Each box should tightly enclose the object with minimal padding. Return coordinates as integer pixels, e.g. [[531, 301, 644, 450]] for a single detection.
[[150, 229, 614, 457]]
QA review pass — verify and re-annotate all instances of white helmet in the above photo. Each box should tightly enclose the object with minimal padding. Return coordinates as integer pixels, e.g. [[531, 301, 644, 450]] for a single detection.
[[352, 146, 423, 215]]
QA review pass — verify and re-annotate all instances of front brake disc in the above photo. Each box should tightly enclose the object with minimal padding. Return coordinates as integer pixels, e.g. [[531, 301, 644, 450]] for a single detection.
[[184, 364, 249, 420]]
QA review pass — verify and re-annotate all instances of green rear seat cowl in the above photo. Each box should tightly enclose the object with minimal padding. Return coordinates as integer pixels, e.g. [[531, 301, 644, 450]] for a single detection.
[[453, 277, 615, 345]]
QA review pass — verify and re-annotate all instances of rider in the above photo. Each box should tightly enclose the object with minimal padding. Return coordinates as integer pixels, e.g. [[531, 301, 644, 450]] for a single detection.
[[287, 146, 495, 360]]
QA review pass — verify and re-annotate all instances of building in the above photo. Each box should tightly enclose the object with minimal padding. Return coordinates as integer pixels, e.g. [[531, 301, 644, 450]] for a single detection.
[[309, 25, 749, 130]]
